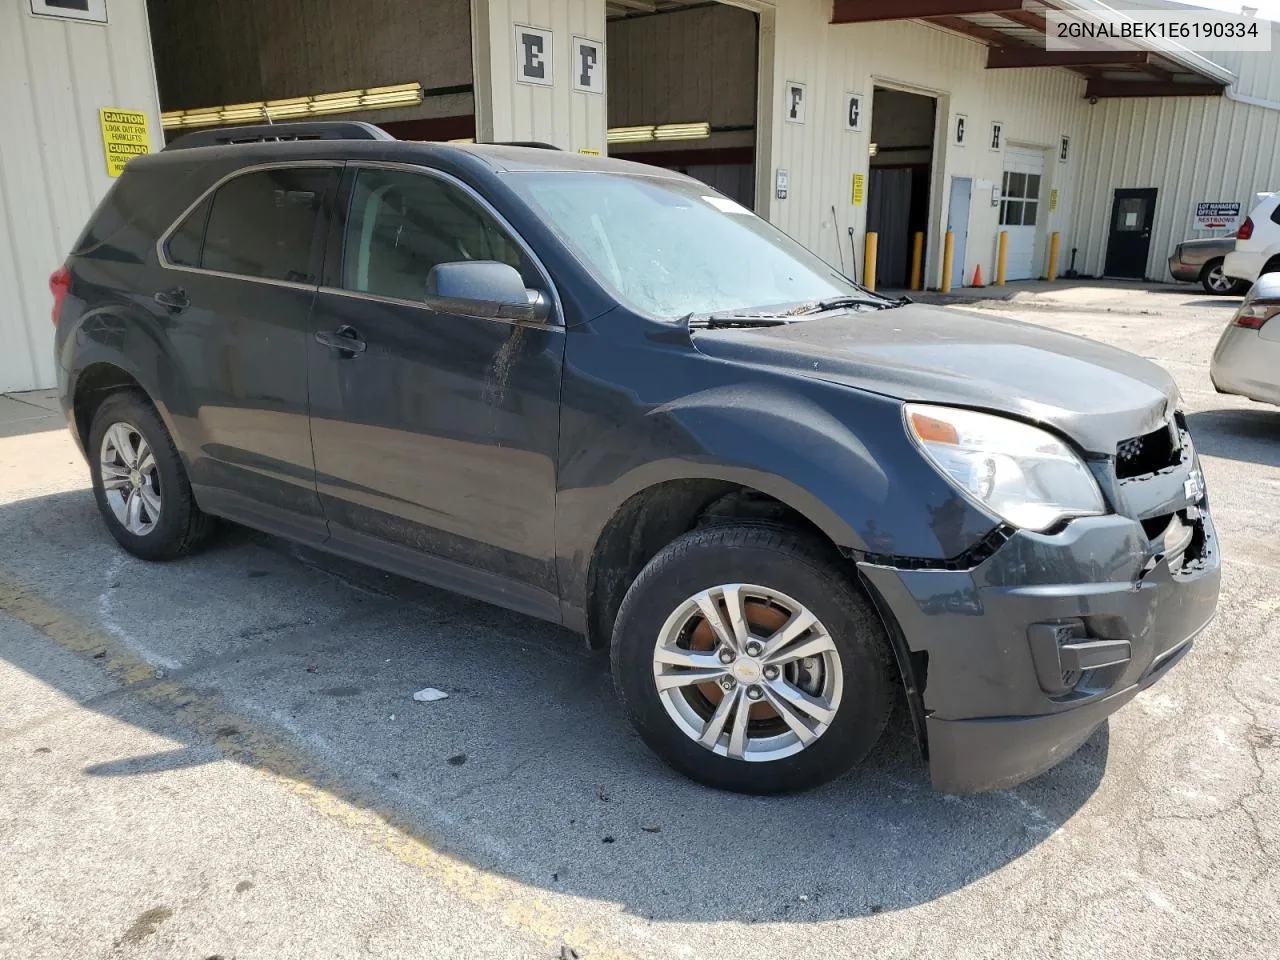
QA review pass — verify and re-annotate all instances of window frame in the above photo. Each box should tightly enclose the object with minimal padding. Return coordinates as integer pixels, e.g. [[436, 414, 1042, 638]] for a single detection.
[[321, 160, 563, 327], [999, 169, 1041, 228], [156, 160, 342, 289]]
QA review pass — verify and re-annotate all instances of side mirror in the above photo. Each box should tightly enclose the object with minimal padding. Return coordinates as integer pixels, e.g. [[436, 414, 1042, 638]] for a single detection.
[[424, 261, 550, 323]]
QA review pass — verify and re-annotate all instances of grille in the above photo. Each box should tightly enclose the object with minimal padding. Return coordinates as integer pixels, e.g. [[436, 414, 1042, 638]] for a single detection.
[[1116, 421, 1181, 479]]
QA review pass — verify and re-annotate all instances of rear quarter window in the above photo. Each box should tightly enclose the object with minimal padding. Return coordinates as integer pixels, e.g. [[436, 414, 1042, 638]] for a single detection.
[[165, 196, 211, 267]]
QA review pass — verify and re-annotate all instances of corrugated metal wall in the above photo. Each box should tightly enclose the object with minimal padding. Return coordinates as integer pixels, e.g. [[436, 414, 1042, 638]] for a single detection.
[[0, 0, 162, 393], [1069, 94, 1280, 280], [1067, 19, 1280, 281], [147, 0, 474, 128], [762, 0, 1088, 286], [472, 0, 607, 152]]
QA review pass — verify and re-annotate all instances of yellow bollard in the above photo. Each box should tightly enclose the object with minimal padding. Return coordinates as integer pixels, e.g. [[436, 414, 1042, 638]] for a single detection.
[[1047, 231, 1061, 282], [864, 232, 879, 292], [910, 232, 924, 291], [996, 230, 1008, 286], [941, 230, 955, 293]]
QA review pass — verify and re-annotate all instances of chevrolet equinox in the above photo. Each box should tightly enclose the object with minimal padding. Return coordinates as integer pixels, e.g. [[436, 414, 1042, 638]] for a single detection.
[[52, 122, 1220, 794]]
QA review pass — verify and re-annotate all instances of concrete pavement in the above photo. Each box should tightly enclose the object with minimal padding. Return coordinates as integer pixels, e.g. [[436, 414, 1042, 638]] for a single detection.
[[1, 289, 1277, 959]]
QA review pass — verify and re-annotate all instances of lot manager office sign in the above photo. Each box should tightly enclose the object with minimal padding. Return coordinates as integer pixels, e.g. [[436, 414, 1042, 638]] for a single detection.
[[1193, 201, 1242, 231]]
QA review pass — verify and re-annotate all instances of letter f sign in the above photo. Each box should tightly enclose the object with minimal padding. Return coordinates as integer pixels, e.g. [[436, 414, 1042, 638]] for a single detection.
[[574, 38, 602, 93]]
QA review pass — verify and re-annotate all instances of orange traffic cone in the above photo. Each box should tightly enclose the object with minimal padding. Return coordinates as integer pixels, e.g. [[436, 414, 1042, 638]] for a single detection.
[[971, 264, 984, 287]]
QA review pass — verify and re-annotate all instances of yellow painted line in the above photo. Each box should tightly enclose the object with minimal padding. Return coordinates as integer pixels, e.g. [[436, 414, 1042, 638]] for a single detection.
[[0, 573, 642, 960]]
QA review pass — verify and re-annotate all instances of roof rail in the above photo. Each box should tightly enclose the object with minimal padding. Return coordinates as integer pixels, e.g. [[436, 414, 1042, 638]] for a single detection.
[[486, 141, 562, 150], [165, 121, 394, 151]]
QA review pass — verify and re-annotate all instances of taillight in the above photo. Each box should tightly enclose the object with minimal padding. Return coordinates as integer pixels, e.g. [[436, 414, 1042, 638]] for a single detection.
[[1235, 301, 1280, 329], [49, 265, 71, 326], [1237, 217, 1254, 241]]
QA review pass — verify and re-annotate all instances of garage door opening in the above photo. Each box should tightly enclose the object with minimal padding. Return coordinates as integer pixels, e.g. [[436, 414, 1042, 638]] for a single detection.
[[146, 1, 477, 145], [866, 87, 936, 289], [605, 2, 759, 210], [1000, 145, 1046, 281]]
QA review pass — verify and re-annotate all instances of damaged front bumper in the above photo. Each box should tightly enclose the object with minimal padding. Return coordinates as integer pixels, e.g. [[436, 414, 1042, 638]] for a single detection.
[[859, 446, 1220, 793]]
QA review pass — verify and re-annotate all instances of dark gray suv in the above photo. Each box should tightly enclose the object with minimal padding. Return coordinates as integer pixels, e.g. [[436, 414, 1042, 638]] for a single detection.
[[52, 122, 1219, 794]]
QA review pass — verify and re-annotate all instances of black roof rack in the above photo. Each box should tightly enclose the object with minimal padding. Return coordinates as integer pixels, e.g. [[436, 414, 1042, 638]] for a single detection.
[[486, 141, 562, 150], [165, 120, 394, 151]]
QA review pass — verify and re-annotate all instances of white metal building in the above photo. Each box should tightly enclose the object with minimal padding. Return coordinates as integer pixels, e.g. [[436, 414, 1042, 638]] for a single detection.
[[2, 0, 1279, 392]]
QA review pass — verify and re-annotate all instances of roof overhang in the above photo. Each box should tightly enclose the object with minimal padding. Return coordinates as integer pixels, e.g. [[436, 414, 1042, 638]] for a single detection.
[[829, 1, 1236, 98]]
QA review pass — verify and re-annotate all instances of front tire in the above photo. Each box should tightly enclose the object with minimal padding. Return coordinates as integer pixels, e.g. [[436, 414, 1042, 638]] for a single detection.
[[88, 391, 216, 560], [611, 524, 894, 794], [1200, 258, 1248, 296]]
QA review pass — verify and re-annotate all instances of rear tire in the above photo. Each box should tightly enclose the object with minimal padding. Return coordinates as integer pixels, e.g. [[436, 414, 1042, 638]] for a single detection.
[[611, 524, 893, 794], [1200, 258, 1248, 296], [88, 391, 216, 560]]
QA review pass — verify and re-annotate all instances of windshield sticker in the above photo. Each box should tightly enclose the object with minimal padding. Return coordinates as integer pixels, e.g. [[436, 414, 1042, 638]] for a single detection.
[[702, 195, 751, 215]]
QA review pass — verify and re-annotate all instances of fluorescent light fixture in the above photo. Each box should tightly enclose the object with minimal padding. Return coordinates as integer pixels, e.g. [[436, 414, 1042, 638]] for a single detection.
[[161, 82, 425, 129], [448, 137, 476, 144], [607, 125, 655, 144], [653, 121, 710, 141], [869, 142, 879, 156]]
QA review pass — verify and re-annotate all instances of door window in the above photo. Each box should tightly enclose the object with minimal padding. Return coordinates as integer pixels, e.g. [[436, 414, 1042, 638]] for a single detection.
[[1114, 197, 1146, 232], [999, 169, 1041, 227], [166, 167, 333, 283], [340, 168, 531, 303]]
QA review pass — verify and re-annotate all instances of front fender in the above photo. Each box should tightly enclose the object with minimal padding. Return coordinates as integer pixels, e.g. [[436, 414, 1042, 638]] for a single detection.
[[555, 341, 1000, 620]]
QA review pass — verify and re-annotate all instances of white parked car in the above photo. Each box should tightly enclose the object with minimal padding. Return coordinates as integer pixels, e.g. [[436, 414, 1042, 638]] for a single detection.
[[1223, 192, 1280, 285], [1211, 271, 1280, 408]]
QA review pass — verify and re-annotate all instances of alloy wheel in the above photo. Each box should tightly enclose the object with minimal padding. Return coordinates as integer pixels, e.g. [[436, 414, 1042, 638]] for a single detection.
[[1206, 263, 1234, 293], [652, 583, 843, 762], [99, 421, 162, 536]]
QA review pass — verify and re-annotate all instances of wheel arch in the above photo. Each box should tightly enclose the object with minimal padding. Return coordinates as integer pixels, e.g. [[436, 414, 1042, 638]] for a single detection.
[[63, 304, 188, 459], [578, 467, 863, 653]]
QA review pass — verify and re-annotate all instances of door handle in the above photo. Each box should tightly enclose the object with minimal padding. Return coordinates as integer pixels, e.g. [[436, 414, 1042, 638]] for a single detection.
[[315, 325, 366, 357], [153, 287, 189, 312]]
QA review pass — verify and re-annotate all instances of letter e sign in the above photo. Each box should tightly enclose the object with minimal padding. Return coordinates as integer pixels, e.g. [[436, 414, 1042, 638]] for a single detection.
[[573, 37, 603, 93], [515, 25, 553, 86]]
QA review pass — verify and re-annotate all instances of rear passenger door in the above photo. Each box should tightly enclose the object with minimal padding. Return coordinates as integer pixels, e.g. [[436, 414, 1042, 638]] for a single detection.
[[306, 163, 565, 618], [152, 163, 340, 543]]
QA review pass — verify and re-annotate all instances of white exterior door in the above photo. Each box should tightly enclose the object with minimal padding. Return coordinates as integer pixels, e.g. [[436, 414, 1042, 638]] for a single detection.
[[1000, 146, 1044, 280]]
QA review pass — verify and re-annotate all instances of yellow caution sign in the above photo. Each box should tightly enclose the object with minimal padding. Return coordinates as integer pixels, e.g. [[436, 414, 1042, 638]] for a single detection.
[[852, 173, 865, 205], [1050, 188, 1059, 211], [578, 147, 601, 156], [99, 108, 151, 178]]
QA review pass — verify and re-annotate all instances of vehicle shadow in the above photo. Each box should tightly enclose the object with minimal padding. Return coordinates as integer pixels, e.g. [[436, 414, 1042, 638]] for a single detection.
[[1185, 407, 1280, 468], [0, 488, 1108, 924], [1176, 298, 1244, 309]]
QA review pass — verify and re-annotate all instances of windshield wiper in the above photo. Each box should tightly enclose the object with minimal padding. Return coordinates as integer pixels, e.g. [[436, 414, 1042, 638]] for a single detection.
[[793, 294, 912, 314], [684, 314, 793, 329]]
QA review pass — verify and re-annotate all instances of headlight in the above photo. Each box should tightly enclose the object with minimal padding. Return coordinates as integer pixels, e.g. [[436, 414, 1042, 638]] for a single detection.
[[904, 404, 1105, 532]]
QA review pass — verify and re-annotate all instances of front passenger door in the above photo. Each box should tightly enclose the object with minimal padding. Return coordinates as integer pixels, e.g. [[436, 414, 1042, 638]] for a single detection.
[[307, 165, 565, 618]]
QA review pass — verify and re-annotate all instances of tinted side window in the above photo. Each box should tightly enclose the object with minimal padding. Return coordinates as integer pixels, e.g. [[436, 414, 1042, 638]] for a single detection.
[[200, 168, 333, 282], [165, 196, 211, 267], [1271, 202, 1280, 226], [341, 168, 530, 302]]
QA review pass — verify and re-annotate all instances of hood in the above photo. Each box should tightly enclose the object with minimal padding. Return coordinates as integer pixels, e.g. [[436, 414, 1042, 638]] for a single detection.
[[691, 303, 1178, 455]]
